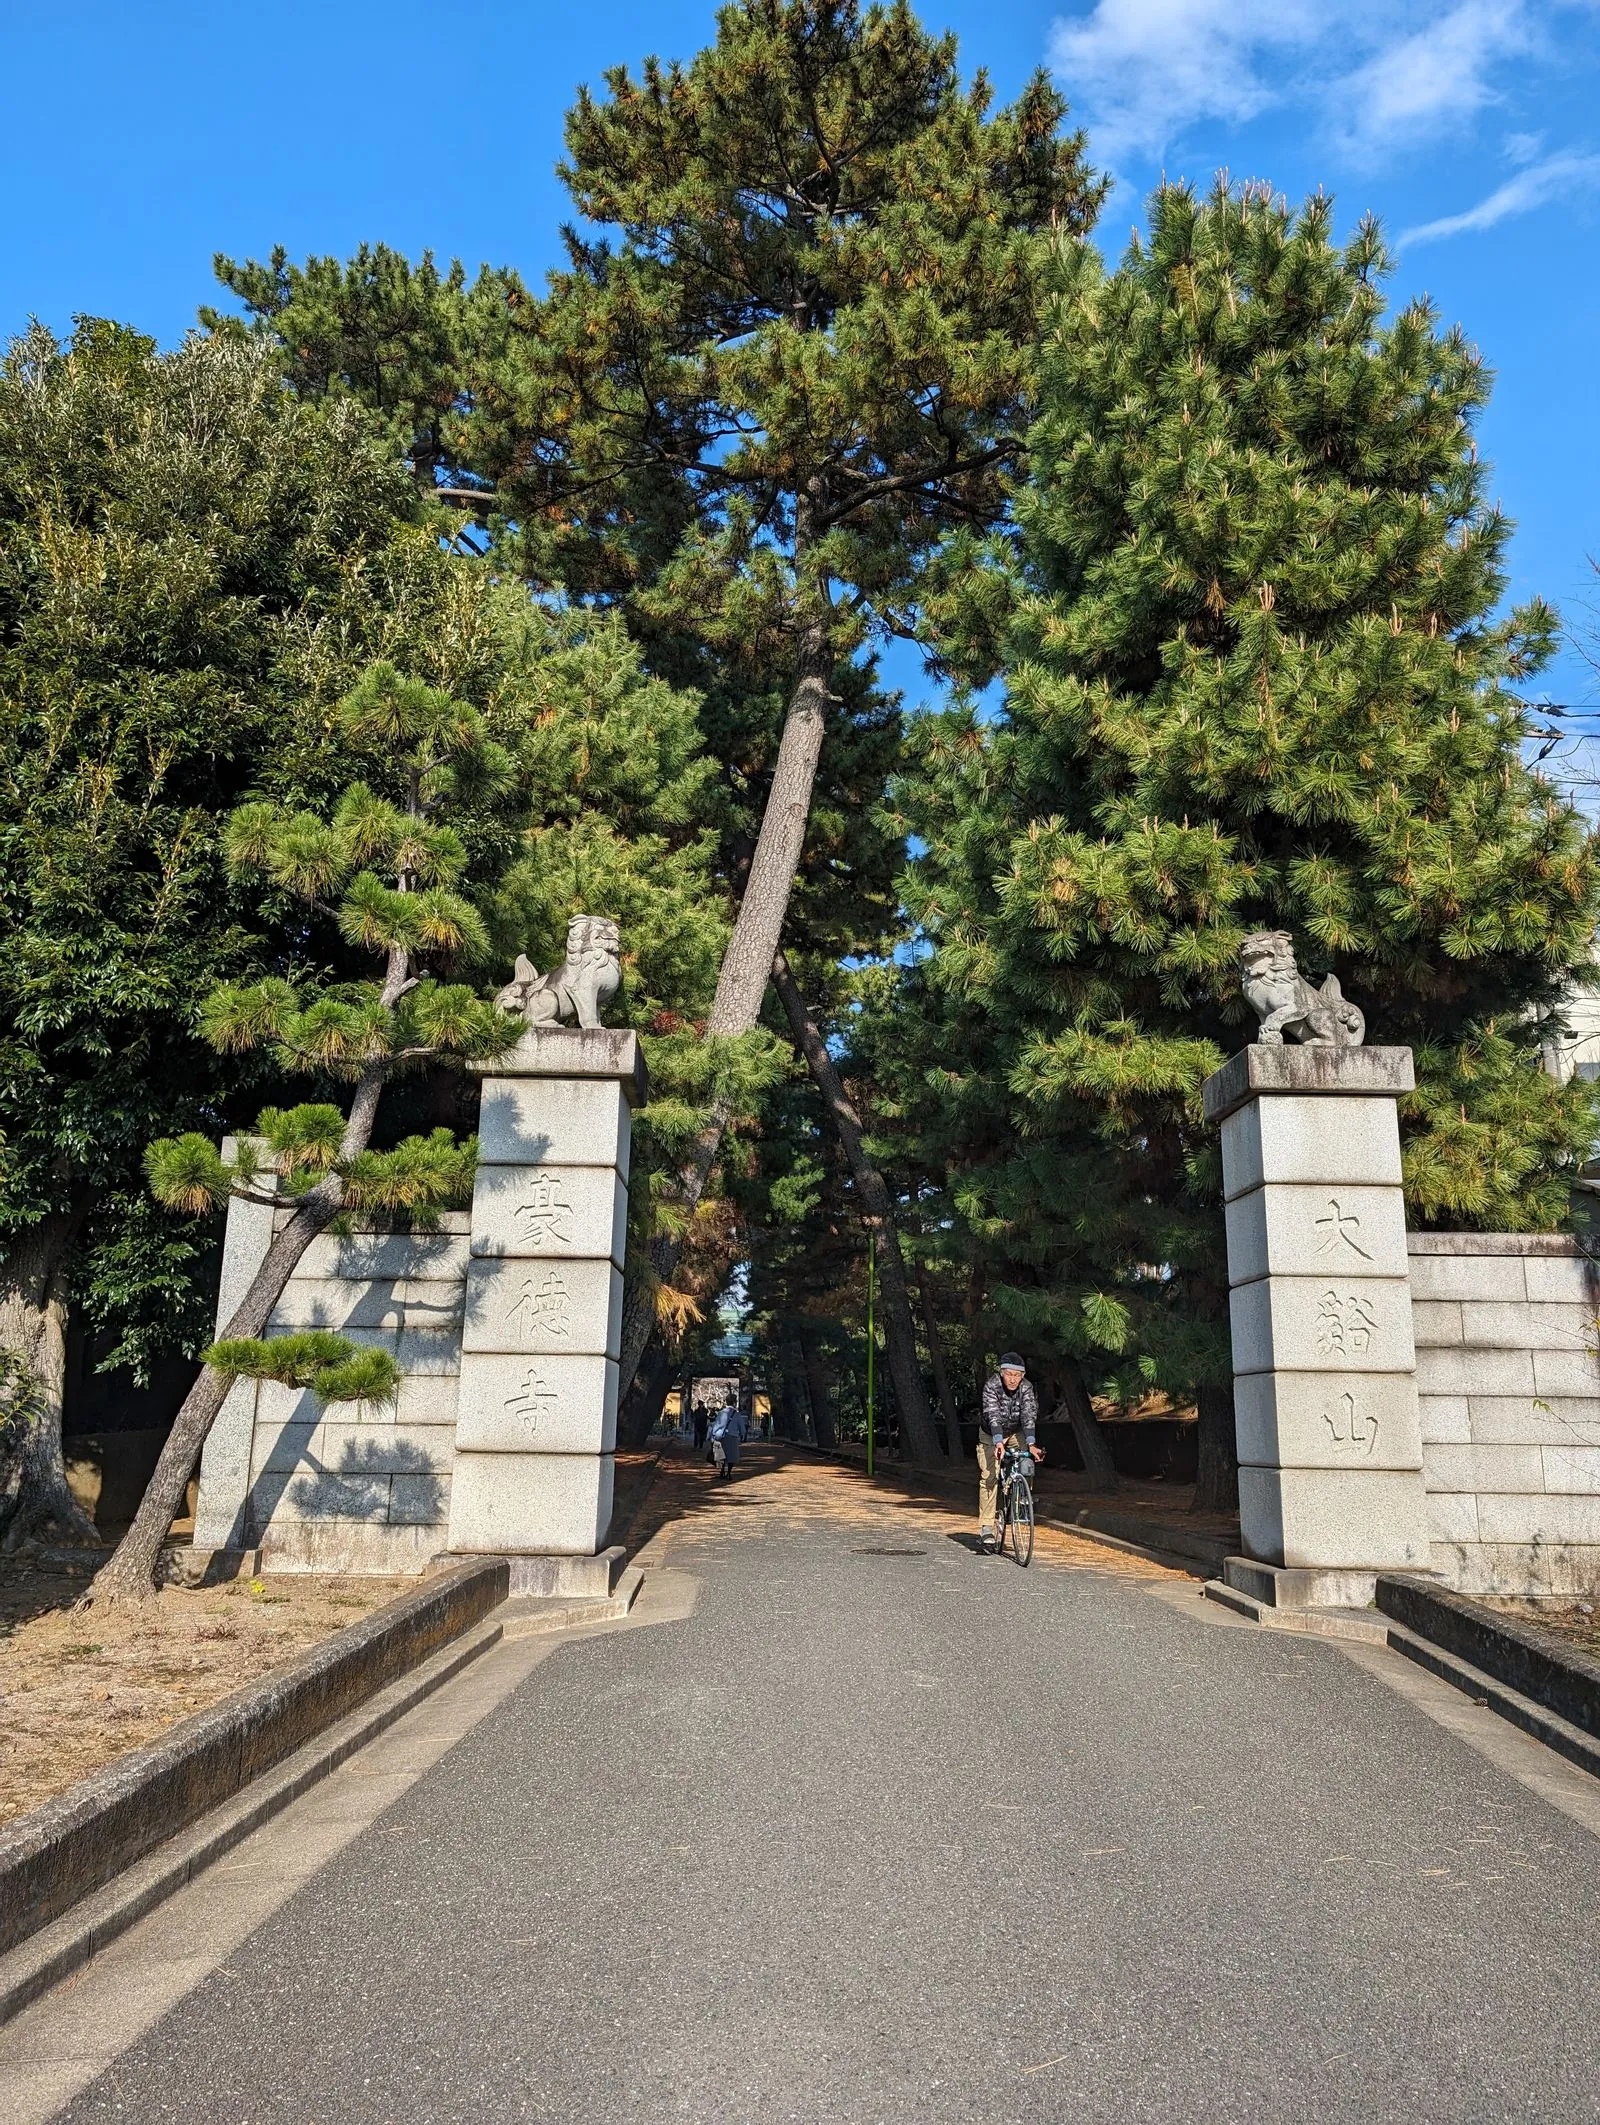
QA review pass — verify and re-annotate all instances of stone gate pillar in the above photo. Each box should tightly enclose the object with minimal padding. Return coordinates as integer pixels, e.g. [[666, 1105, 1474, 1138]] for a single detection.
[[447, 1027, 646, 1570], [1202, 1044, 1430, 1600]]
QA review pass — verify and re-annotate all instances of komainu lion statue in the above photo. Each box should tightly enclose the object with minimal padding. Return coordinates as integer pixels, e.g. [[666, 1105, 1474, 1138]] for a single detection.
[[497, 915, 621, 1032], [1238, 930, 1364, 1047]]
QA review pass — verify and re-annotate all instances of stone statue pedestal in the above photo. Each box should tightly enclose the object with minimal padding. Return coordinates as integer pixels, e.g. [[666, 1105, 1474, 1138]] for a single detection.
[[447, 1028, 647, 1562], [1203, 1044, 1430, 1598]]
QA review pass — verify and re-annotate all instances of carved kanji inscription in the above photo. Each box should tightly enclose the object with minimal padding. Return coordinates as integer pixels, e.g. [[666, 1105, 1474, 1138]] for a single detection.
[[1313, 1197, 1373, 1261], [505, 1364, 558, 1434], [507, 1267, 574, 1342], [514, 1170, 574, 1248], [1321, 1389, 1378, 1457], [1315, 1288, 1377, 1357]]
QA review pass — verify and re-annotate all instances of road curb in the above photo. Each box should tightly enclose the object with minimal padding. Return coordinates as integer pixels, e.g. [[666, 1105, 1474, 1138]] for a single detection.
[[0, 1556, 508, 1964], [0, 1614, 505, 2028], [1379, 1617, 1600, 1781], [1376, 1574, 1600, 1743]]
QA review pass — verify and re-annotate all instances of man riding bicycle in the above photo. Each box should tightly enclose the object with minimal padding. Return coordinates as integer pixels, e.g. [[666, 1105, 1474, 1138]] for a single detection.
[[978, 1353, 1044, 1552]]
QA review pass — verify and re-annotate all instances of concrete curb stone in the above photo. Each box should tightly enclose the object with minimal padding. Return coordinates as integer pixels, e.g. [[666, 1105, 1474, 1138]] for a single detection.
[[1376, 1571, 1600, 1740], [0, 1616, 504, 2029], [0, 1555, 508, 1961], [1379, 1617, 1600, 1782]]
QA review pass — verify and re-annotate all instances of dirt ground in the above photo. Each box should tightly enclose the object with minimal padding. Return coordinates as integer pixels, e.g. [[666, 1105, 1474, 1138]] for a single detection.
[[1483, 1595, 1600, 1662], [0, 1556, 412, 1828], [631, 1438, 1189, 1590], [792, 1437, 1237, 1553]]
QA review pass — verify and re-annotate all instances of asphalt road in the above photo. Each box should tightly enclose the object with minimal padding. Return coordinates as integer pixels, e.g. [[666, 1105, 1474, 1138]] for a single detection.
[[47, 1448, 1600, 2123]]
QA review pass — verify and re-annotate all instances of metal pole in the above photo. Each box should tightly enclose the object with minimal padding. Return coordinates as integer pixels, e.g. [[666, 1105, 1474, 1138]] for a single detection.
[[866, 1227, 876, 1478]]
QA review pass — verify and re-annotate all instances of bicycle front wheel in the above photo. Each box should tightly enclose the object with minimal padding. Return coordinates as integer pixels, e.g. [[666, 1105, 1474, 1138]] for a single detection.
[[1008, 1480, 1034, 1566]]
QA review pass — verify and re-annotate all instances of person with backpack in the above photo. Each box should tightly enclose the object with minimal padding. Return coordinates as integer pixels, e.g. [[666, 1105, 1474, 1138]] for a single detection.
[[708, 1398, 749, 1481]]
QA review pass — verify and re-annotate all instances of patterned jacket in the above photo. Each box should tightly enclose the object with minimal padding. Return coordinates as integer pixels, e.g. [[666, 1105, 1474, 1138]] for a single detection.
[[980, 1372, 1039, 1446]]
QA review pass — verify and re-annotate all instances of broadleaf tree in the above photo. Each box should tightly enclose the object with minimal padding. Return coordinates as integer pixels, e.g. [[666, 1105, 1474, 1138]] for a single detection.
[[91, 666, 519, 1602], [0, 321, 419, 1549]]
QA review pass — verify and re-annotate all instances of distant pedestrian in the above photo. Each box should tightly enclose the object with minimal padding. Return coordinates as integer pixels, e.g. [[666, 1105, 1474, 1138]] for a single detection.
[[977, 1353, 1042, 1551], [693, 1401, 710, 1453], [708, 1400, 748, 1481]]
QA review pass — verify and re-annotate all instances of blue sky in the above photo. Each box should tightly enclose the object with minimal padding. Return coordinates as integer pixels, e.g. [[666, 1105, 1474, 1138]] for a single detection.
[[4, 1, 1597, 719]]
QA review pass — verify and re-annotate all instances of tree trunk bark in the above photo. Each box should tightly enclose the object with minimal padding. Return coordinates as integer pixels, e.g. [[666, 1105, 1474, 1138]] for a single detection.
[[776, 1322, 810, 1442], [616, 1272, 660, 1410], [617, 615, 836, 1394], [617, 1334, 677, 1451], [1192, 1380, 1240, 1516], [964, 1261, 987, 1412], [0, 1206, 99, 1551], [88, 1062, 390, 1606], [1054, 1360, 1121, 1493], [708, 625, 832, 1038], [918, 1278, 961, 1458], [770, 950, 944, 1470], [798, 1319, 837, 1450]]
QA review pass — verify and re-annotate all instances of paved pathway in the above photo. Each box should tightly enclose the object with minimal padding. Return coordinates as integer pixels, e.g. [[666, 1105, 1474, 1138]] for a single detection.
[[8, 1445, 1600, 2123]]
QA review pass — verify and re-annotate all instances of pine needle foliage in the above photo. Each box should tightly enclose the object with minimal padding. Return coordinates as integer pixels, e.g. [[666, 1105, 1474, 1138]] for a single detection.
[[492, 0, 1102, 633], [898, 181, 1600, 1407], [140, 665, 519, 1424], [147, 664, 515, 1202], [204, 1329, 398, 1412], [203, 243, 520, 502]]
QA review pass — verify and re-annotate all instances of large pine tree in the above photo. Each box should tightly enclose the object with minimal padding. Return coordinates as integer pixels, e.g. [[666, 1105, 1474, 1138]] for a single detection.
[[486, 0, 1102, 1434], [896, 182, 1600, 1501]]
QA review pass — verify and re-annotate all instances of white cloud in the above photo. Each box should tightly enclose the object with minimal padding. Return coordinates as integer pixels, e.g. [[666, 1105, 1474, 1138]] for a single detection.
[[1334, 0, 1529, 153], [1048, 0, 1330, 162], [1050, 0, 1559, 167], [1398, 147, 1600, 242], [1503, 129, 1547, 164]]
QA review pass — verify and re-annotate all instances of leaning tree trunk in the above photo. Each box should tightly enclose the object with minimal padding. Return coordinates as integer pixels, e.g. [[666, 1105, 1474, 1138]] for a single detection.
[[1055, 1359, 1121, 1493], [88, 1062, 391, 1606], [1192, 1379, 1240, 1515], [617, 612, 835, 1392], [798, 1318, 837, 1451], [0, 1206, 99, 1551], [616, 1276, 658, 1425], [770, 950, 944, 1470]]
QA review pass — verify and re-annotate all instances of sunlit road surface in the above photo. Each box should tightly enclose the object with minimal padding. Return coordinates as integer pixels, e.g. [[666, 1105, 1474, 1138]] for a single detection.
[[15, 1444, 1600, 2125]]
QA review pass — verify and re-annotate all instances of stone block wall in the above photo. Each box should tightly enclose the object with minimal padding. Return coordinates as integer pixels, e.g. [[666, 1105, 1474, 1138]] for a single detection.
[[192, 1036, 642, 1574], [1412, 1234, 1600, 1596], [193, 1213, 469, 1573]]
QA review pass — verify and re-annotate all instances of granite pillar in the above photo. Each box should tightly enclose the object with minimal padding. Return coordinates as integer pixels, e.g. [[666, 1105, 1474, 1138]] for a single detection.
[[1203, 1044, 1430, 1594], [447, 1027, 646, 1560]]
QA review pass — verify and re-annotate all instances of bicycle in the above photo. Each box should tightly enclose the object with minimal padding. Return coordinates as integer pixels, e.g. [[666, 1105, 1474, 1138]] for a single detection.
[[995, 1442, 1035, 1566]]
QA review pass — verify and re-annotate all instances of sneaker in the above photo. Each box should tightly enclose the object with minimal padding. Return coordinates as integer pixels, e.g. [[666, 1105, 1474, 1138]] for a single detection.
[[978, 1527, 997, 1552]]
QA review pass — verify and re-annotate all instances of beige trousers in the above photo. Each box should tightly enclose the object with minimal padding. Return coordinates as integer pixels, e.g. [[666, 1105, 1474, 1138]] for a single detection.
[[977, 1430, 1025, 1530]]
